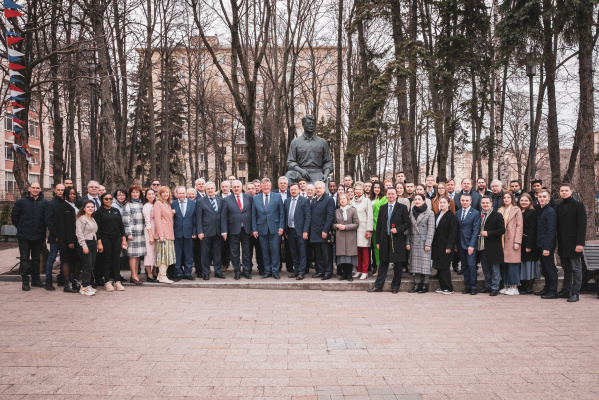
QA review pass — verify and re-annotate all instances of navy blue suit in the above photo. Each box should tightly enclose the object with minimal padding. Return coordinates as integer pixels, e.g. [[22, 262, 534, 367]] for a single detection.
[[456, 207, 481, 290], [309, 195, 335, 276], [193, 192, 207, 273], [273, 188, 292, 270], [252, 192, 285, 275], [197, 196, 224, 276], [172, 199, 197, 277], [537, 204, 558, 294], [222, 193, 253, 275], [285, 196, 311, 275]]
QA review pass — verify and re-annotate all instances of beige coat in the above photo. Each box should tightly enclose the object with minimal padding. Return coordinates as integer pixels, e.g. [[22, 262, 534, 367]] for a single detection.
[[499, 206, 523, 263], [351, 196, 373, 247], [333, 207, 360, 256]]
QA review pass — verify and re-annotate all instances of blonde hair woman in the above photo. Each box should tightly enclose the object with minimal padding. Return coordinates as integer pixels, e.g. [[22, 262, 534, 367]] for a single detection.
[[153, 186, 175, 283]]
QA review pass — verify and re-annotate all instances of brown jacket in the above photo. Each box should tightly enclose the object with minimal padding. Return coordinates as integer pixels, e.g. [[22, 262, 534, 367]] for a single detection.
[[499, 206, 523, 263], [333, 207, 360, 256]]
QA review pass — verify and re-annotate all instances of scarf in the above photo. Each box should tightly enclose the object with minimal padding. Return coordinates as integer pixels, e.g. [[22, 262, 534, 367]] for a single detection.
[[412, 203, 427, 220], [132, 198, 142, 203], [340, 205, 351, 220]]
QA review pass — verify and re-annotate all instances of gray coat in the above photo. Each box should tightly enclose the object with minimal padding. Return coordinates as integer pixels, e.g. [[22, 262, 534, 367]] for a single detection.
[[333, 207, 360, 256], [407, 209, 435, 274]]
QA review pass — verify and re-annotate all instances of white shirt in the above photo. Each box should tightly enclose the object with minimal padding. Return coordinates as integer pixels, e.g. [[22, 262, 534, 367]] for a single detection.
[[448, 191, 455, 199], [300, 191, 306, 197], [87, 194, 100, 210], [288, 196, 299, 228], [179, 198, 187, 216], [461, 207, 471, 221]]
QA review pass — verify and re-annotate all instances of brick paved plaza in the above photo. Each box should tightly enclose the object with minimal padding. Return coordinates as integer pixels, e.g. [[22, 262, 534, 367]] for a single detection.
[[0, 282, 598, 400]]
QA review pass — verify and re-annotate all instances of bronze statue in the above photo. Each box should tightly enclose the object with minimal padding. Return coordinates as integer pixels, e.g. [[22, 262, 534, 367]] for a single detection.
[[285, 115, 334, 184]]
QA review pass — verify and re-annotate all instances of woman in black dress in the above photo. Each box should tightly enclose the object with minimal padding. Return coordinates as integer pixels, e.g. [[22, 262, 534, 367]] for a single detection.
[[431, 196, 458, 294], [55, 186, 81, 293]]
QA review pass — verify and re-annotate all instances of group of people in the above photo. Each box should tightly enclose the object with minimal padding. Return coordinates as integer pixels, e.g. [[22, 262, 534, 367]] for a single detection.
[[11, 172, 588, 302]]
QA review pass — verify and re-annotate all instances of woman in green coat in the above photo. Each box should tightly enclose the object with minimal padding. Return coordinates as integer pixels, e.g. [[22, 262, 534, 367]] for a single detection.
[[370, 181, 387, 277]]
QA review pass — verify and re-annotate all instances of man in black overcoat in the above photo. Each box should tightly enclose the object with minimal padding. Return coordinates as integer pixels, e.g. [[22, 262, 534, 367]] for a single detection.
[[478, 196, 506, 296]]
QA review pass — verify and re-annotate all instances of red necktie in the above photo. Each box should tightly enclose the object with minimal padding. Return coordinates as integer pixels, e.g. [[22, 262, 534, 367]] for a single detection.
[[237, 195, 242, 211]]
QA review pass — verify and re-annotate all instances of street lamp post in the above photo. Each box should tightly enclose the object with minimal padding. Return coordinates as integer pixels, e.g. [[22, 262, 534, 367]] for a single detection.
[[526, 60, 536, 180]]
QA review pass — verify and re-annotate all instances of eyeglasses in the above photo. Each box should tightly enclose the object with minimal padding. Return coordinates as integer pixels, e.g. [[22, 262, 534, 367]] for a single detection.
[[104, 198, 113, 201], [152, 183, 160, 186]]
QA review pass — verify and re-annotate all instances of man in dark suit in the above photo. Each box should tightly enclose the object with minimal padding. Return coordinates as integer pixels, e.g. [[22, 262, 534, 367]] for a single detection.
[[245, 182, 263, 274], [309, 181, 335, 280], [171, 187, 197, 281], [556, 183, 587, 302], [252, 178, 285, 279], [535, 189, 558, 299], [193, 179, 206, 276], [454, 178, 482, 211], [368, 187, 410, 293], [456, 193, 481, 295], [478, 196, 505, 296], [328, 181, 339, 207], [273, 176, 293, 273], [197, 182, 225, 280], [221, 180, 253, 279], [285, 182, 311, 280]]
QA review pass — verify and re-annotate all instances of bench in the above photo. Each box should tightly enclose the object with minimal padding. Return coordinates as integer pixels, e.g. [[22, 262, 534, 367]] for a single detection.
[[1, 225, 17, 242], [581, 243, 599, 297]]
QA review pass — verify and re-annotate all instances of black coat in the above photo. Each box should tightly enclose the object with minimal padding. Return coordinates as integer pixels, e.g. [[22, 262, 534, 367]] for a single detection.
[[45, 196, 66, 244], [479, 210, 505, 265], [521, 209, 539, 262], [556, 198, 587, 258], [375, 202, 410, 263], [309, 195, 335, 243], [54, 203, 78, 263], [431, 211, 458, 269], [11, 193, 48, 240], [536, 205, 557, 251]]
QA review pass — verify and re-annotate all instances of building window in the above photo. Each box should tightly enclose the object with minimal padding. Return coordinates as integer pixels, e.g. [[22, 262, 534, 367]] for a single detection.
[[49, 151, 54, 166], [235, 146, 246, 155], [256, 101, 263, 110], [48, 176, 54, 186], [199, 154, 205, 163], [325, 54, 333, 64], [177, 57, 184, 65], [256, 85, 263, 94], [4, 114, 13, 131], [5, 172, 15, 192], [5, 143, 14, 161], [29, 174, 39, 183], [29, 121, 39, 138], [239, 162, 246, 171], [30, 148, 39, 164], [326, 100, 334, 109]]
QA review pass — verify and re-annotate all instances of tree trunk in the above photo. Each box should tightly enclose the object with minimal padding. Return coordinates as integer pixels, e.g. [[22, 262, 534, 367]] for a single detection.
[[334, 0, 343, 181]]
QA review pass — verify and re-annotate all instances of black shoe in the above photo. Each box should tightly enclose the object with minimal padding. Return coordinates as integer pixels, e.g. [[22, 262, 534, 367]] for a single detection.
[[289, 272, 299, 278], [287, 268, 294, 273], [174, 277, 182, 282], [234, 272, 241, 280], [296, 274, 305, 280], [183, 275, 195, 281], [71, 280, 81, 291], [391, 288, 399, 294], [490, 289, 498, 296], [243, 273, 252, 279], [273, 274, 280, 279], [21, 276, 30, 292], [470, 289, 477, 295], [558, 290, 571, 299], [338, 275, 347, 281], [457, 270, 463, 275], [567, 293, 579, 302], [63, 281, 78, 293], [408, 284, 422, 293], [534, 289, 548, 296], [147, 276, 158, 283], [367, 287, 382, 292], [31, 277, 44, 288], [258, 269, 265, 276], [203, 274, 210, 280], [541, 292, 559, 299], [45, 281, 56, 291], [57, 275, 65, 287], [462, 288, 471, 294], [479, 288, 492, 293], [418, 284, 429, 293], [430, 274, 439, 280], [215, 273, 226, 279], [321, 274, 332, 280], [262, 273, 272, 279], [313, 273, 324, 278]]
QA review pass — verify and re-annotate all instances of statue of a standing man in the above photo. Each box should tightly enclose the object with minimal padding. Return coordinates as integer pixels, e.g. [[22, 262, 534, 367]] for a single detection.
[[285, 115, 334, 184]]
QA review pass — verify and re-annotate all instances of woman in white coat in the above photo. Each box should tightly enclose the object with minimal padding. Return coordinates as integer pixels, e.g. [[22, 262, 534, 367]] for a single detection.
[[351, 182, 373, 280]]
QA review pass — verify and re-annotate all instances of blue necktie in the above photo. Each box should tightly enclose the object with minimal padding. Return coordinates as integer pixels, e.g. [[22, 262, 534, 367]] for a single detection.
[[265, 194, 269, 212], [387, 204, 393, 235], [180, 200, 186, 216], [209, 197, 216, 211]]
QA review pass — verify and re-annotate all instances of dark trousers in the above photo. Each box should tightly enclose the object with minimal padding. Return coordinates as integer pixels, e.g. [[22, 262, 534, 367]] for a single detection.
[[76, 240, 97, 287], [560, 256, 582, 294], [313, 241, 332, 276], [374, 262, 403, 290], [229, 231, 251, 274], [306, 241, 314, 272], [45, 242, 59, 281], [174, 237, 194, 277], [259, 232, 281, 275], [539, 248, 558, 294], [437, 268, 453, 291], [250, 235, 263, 272], [18, 238, 44, 280], [193, 237, 202, 275], [287, 228, 307, 275], [452, 252, 460, 271], [280, 235, 293, 271], [101, 236, 121, 283], [458, 246, 478, 290], [221, 236, 230, 267], [201, 236, 222, 276]]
